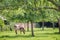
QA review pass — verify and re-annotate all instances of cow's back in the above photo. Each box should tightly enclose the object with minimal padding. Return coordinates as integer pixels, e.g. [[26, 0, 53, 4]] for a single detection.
[[14, 23, 24, 30]]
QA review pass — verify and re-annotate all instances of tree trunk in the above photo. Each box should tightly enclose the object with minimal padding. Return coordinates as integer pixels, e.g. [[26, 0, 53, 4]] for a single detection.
[[58, 18, 60, 33], [42, 21, 44, 30], [31, 21, 34, 36], [27, 21, 29, 31], [52, 22, 55, 29]]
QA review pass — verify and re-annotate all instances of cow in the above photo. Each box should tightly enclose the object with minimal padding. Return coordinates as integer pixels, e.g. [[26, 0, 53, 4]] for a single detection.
[[14, 23, 25, 34]]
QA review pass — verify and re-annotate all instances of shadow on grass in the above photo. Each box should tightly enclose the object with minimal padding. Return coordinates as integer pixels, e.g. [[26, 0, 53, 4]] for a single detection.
[[0, 35, 33, 38], [0, 35, 49, 38], [0, 32, 60, 38], [44, 32, 60, 35], [0, 34, 49, 38]]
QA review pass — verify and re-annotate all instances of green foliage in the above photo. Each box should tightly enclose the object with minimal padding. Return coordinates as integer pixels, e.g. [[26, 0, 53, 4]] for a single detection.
[[0, 0, 60, 23]]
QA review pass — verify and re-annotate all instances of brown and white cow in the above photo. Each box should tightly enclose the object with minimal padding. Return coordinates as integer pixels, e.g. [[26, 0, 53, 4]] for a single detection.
[[14, 23, 25, 34]]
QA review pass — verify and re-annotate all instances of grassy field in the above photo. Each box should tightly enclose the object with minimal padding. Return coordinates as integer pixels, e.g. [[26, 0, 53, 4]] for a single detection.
[[0, 28, 60, 40]]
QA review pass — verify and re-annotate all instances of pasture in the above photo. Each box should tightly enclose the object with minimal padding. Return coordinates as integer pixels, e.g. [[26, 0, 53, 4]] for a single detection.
[[0, 28, 60, 40]]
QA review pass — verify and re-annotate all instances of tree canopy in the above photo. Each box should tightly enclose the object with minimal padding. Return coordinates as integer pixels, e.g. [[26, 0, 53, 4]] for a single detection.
[[0, 0, 60, 23]]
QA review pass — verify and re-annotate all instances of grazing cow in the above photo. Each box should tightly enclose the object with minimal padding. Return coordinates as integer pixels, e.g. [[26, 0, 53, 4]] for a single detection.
[[14, 23, 25, 34]]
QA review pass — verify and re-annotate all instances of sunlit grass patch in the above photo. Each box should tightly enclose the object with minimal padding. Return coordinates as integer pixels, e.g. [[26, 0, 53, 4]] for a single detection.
[[0, 28, 60, 40]]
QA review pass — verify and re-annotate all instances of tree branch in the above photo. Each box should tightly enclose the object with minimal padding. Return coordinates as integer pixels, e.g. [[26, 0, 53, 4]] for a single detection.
[[47, 0, 59, 7], [47, 0, 60, 11], [33, 6, 58, 11]]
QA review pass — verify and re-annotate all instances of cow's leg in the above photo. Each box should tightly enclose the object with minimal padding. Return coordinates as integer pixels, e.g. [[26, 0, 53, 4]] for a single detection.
[[15, 29, 17, 34], [20, 28, 25, 34], [22, 28, 25, 34], [19, 27, 25, 34], [23, 29, 25, 34], [14, 26, 18, 34]]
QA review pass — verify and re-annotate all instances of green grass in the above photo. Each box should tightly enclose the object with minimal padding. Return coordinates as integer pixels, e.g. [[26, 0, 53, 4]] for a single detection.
[[0, 28, 60, 40]]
